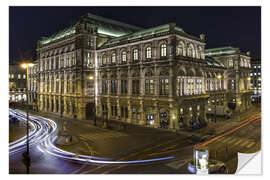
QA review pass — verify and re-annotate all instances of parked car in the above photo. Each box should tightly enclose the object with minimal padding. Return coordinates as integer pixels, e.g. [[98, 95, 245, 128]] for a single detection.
[[187, 159, 227, 174]]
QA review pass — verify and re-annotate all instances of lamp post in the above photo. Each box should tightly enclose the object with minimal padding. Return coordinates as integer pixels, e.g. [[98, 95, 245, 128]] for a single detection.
[[214, 74, 222, 123], [89, 75, 96, 126], [237, 100, 242, 121], [21, 63, 33, 174]]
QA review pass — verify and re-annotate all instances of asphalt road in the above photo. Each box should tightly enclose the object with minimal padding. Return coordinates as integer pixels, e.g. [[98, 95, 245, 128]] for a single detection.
[[9, 109, 261, 174]]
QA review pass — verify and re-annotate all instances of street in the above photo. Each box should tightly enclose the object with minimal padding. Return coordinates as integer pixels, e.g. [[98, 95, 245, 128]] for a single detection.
[[9, 108, 261, 174]]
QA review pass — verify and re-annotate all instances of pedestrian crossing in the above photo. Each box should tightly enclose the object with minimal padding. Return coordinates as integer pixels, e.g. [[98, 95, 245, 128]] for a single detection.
[[166, 159, 191, 170], [209, 136, 259, 150]]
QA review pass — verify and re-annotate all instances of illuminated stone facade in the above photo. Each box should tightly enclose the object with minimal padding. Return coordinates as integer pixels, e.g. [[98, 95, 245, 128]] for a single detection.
[[205, 47, 253, 112], [32, 13, 253, 130]]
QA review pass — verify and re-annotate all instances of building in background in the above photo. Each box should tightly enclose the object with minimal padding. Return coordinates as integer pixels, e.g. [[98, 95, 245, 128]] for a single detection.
[[9, 64, 27, 104], [250, 60, 261, 96], [29, 13, 253, 131], [205, 47, 253, 112]]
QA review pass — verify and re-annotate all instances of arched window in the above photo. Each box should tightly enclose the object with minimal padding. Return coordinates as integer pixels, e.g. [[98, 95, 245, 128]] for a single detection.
[[102, 54, 107, 65], [228, 59, 234, 67], [198, 46, 203, 59], [244, 59, 248, 67], [187, 44, 194, 58], [146, 47, 151, 59], [177, 42, 184, 56], [111, 53, 116, 64], [240, 58, 244, 67], [133, 49, 138, 61], [121, 51, 127, 63], [161, 44, 167, 57]]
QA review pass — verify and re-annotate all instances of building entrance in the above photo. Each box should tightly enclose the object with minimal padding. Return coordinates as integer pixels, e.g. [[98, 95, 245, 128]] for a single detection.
[[86, 102, 95, 119]]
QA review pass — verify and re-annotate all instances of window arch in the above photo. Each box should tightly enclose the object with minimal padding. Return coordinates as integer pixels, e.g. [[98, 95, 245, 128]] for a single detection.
[[133, 49, 138, 61], [197, 46, 203, 59], [161, 44, 167, 57], [160, 44, 167, 57], [146, 47, 152, 59], [111, 53, 116, 64], [177, 42, 184, 56], [187, 44, 195, 58], [121, 51, 127, 63], [102, 54, 107, 65]]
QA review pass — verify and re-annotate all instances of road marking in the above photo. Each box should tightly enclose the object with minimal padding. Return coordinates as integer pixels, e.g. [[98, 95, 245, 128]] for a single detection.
[[240, 141, 250, 147], [215, 137, 226, 143], [166, 159, 191, 169], [222, 137, 233, 143], [246, 142, 256, 148], [227, 138, 238, 144], [233, 139, 243, 146]]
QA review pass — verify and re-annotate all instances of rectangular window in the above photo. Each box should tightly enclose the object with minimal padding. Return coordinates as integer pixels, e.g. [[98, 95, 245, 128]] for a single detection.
[[121, 80, 128, 94], [111, 80, 118, 94], [71, 53, 76, 66], [125, 107, 128, 118], [159, 78, 169, 95], [121, 107, 124, 118], [145, 79, 154, 95], [132, 80, 140, 95], [102, 80, 107, 94]]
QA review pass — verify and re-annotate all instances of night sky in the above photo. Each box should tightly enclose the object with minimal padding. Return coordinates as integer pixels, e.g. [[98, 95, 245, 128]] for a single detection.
[[9, 6, 261, 63]]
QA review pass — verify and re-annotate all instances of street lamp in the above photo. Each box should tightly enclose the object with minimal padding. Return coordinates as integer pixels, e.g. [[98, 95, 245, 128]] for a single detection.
[[214, 74, 222, 123], [21, 62, 33, 174], [237, 100, 242, 121], [89, 75, 96, 126]]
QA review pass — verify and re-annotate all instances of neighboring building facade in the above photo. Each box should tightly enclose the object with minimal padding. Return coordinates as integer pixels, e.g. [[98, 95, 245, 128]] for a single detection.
[[9, 64, 27, 103], [250, 60, 261, 96], [205, 47, 253, 112], [31, 13, 253, 131]]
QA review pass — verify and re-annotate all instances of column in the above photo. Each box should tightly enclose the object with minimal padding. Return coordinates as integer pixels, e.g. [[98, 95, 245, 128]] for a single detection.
[[117, 99, 121, 119], [53, 96, 57, 113], [139, 100, 145, 125], [127, 100, 132, 123], [154, 102, 160, 128], [169, 65, 173, 98], [77, 98, 86, 120], [107, 100, 111, 120], [169, 103, 177, 130]]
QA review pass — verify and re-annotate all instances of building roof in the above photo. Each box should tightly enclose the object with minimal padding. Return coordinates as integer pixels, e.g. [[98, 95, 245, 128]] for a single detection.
[[40, 13, 143, 46], [205, 56, 225, 68], [100, 24, 173, 48], [99, 23, 202, 49], [205, 46, 239, 56]]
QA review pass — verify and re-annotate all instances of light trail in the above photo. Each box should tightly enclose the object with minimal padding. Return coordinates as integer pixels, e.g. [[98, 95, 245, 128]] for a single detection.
[[200, 115, 261, 146], [9, 109, 174, 165]]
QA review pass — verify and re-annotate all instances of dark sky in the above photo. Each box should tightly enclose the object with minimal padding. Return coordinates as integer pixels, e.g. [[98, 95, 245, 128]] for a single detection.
[[9, 6, 261, 63]]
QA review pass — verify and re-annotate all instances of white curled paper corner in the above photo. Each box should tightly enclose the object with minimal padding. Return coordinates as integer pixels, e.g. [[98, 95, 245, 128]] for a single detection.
[[235, 151, 261, 174]]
